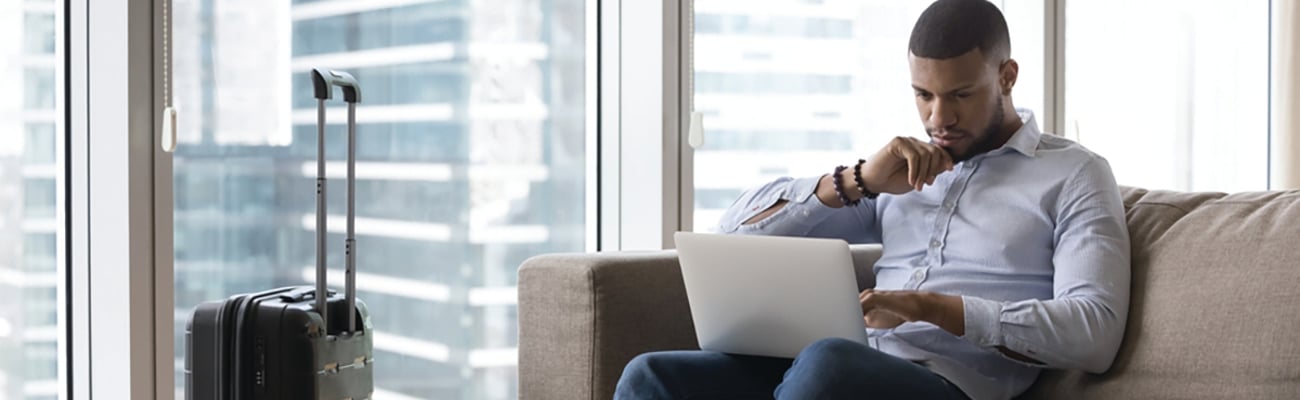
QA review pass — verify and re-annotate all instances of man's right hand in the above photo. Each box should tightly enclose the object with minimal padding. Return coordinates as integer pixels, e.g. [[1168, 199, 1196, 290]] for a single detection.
[[812, 136, 955, 208], [861, 136, 955, 194]]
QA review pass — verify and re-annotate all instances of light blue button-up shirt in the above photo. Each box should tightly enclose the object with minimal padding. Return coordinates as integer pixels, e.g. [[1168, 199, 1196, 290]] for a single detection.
[[716, 110, 1131, 400]]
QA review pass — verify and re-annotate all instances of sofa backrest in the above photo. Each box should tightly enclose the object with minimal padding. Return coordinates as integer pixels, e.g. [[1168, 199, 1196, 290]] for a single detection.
[[1019, 188, 1300, 399]]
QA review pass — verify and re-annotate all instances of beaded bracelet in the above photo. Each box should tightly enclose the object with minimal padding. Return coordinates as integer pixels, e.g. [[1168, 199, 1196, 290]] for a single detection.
[[853, 159, 879, 200], [832, 165, 858, 207]]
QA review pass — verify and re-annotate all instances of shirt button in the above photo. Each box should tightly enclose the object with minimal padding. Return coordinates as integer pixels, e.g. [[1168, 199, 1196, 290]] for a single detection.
[[913, 269, 926, 280], [801, 210, 810, 217], [930, 240, 941, 249], [943, 201, 955, 210]]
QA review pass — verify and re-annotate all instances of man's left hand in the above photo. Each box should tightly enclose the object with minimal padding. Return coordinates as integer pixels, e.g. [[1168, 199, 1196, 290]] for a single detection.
[[859, 289, 966, 336]]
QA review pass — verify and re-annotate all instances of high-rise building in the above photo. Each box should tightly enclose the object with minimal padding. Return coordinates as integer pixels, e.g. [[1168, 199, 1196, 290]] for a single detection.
[[0, 0, 62, 399], [170, 0, 586, 399], [692, 0, 915, 231]]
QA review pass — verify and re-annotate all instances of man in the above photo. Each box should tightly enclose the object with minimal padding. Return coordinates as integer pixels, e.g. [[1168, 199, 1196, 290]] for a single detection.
[[613, 1, 1131, 399]]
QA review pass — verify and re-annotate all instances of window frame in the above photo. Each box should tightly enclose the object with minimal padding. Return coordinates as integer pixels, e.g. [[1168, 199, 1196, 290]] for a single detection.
[[603, 0, 693, 250], [69, 0, 161, 397]]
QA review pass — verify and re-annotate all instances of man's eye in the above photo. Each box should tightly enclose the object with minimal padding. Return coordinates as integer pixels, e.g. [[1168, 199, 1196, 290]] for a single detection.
[[956, 92, 972, 99], [916, 93, 932, 100]]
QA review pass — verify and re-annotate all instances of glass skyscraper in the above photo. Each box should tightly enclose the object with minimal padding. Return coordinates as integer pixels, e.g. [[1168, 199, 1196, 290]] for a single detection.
[[0, 0, 61, 398]]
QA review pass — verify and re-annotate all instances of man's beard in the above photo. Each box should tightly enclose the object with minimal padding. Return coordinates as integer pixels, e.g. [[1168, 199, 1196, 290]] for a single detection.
[[941, 97, 1006, 163]]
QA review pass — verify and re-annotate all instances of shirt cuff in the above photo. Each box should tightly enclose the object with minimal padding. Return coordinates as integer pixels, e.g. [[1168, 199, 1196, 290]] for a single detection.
[[960, 295, 1004, 348], [782, 175, 841, 219], [785, 176, 826, 201]]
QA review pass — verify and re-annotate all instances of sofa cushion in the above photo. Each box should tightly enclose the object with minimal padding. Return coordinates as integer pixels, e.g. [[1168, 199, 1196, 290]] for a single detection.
[[1020, 188, 1300, 399]]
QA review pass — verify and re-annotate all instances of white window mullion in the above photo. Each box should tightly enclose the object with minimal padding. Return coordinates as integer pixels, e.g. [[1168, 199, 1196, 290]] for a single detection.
[[81, 0, 160, 398], [69, 0, 89, 397], [587, 0, 602, 252], [615, 0, 688, 250], [1044, 0, 1067, 136], [598, 0, 622, 251], [1272, 0, 1300, 190]]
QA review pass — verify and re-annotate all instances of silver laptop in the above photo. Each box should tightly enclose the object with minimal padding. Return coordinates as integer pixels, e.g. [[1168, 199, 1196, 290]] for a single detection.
[[674, 232, 868, 359]]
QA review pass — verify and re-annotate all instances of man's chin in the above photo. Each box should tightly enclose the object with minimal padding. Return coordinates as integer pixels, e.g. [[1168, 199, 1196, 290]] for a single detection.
[[939, 145, 970, 162]]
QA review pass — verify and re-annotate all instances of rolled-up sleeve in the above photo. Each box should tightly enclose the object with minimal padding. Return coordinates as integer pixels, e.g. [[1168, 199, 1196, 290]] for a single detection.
[[959, 157, 1131, 372], [716, 175, 879, 244]]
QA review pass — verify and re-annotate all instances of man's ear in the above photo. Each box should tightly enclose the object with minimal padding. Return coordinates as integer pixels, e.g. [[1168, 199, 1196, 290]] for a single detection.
[[999, 59, 1019, 96]]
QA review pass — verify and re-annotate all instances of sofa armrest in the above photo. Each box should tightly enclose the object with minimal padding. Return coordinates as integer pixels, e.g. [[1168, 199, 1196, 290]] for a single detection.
[[517, 245, 883, 400], [519, 250, 698, 400]]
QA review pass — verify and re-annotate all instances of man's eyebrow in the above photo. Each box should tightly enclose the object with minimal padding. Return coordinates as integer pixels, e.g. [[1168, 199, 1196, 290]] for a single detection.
[[911, 83, 977, 94]]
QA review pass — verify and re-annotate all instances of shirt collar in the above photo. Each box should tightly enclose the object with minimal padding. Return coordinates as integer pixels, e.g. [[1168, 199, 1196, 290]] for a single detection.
[[998, 108, 1042, 158]]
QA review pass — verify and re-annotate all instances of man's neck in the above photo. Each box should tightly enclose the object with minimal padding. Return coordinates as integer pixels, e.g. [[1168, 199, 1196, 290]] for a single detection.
[[994, 106, 1023, 146]]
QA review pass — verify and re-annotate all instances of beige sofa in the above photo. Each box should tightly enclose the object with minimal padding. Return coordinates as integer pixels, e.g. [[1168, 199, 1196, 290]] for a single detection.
[[518, 188, 1300, 399]]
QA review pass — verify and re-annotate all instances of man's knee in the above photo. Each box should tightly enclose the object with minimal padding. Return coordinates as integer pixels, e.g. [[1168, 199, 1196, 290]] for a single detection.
[[791, 337, 902, 380], [621, 351, 695, 382], [797, 337, 873, 364], [621, 352, 661, 380], [616, 353, 670, 399]]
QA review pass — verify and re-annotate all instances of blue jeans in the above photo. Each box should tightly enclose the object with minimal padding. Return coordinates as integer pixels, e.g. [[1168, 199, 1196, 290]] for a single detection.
[[614, 338, 970, 400]]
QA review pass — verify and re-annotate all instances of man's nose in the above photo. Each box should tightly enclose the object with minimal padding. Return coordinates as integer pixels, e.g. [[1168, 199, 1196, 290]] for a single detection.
[[928, 99, 957, 130]]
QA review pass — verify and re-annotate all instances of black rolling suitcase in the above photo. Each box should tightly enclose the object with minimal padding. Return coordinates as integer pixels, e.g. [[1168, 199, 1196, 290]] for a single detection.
[[186, 68, 374, 400]]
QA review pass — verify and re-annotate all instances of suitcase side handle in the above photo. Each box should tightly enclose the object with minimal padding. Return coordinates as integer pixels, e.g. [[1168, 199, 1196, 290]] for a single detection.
[[279, 287, 337, 303]]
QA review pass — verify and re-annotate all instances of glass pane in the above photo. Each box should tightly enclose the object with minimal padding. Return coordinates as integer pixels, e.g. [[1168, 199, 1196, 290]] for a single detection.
[[170, 0, 588, 399], [0, 1, 66, 399], [692, 0, 1044, 231], [1065, 0, 1268, 191]]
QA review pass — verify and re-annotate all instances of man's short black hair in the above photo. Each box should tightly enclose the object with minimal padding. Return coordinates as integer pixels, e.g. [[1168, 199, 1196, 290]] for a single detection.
[[908, 0, 1011, 63]]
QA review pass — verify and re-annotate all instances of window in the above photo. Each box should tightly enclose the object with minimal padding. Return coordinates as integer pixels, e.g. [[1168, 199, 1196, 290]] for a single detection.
[[23, 124, 56, 164], [696, 72, 854, 95], [691, 0, 1044, 231], [291, 2, 467, 56], [23, 68, 56, 110], [169, 0, 588, 399], [22, 234, 57, 273], [0, 1, 65, 399], [23, 12, 56, 55], [695, 14, 855, 38], [23, 180, 56, 219], [1064, 0, 1269, 192]]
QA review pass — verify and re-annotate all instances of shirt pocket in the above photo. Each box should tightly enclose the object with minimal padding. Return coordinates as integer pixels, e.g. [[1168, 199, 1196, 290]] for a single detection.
[[717, 183, 786, 233]]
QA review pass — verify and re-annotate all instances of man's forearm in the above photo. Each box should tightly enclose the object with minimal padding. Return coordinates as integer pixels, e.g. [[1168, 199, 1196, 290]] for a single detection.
[[744, 172, 863, 225]]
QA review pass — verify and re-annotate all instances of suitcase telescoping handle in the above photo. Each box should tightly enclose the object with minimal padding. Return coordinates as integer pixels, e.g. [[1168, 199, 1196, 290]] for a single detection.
[[310, 68, 362, 334]]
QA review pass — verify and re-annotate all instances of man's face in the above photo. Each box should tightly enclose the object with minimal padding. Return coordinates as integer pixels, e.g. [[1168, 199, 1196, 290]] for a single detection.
[[908, 49, 1007, 162]]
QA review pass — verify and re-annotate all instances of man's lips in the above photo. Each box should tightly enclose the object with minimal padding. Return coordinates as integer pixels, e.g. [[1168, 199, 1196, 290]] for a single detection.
[[931, 135, 966, 147]]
